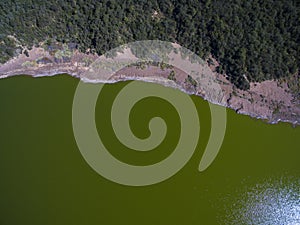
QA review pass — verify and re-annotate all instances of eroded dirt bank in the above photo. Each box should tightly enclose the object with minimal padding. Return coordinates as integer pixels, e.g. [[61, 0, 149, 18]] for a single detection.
[[0, 45, 299, 126]]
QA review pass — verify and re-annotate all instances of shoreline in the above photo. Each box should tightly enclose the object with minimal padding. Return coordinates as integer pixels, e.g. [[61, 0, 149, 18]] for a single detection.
[[1, 72, 299, 127], [0, 45, 299, 126]]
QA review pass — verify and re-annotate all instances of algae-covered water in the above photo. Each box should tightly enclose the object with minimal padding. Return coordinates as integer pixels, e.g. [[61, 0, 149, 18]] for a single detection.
[[0, 75, 299, 225]]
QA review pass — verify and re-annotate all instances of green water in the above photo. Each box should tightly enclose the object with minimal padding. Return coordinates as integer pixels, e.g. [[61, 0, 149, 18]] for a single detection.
[[0, 75, 299, 225]]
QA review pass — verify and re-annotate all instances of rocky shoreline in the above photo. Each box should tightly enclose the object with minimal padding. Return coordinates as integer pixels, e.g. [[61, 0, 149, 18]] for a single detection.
[[0, 45, 299, 126]]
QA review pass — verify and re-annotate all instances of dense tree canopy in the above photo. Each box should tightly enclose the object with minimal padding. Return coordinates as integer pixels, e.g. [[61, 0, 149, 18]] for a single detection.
[[0, 0, 299, 89]]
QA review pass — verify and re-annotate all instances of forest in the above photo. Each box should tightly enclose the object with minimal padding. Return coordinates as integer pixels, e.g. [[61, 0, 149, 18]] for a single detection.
[[0, 0, 299, 90]]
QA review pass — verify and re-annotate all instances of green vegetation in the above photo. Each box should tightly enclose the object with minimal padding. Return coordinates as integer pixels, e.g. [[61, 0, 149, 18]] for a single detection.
[[0, 36, 19, 63], [0, 0, 299, 90], [280, 74, 300, 101], [21, 60, 37, 68], [168, 70, 176, 81], [54, 44, 73, 59], [159, 61, 173, 70], [185, 75, 198, 88], [82, 57, 94, 67]]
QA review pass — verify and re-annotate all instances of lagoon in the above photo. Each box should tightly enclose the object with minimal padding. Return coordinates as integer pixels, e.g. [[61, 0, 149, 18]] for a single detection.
[[0, 75, 299, 225]]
